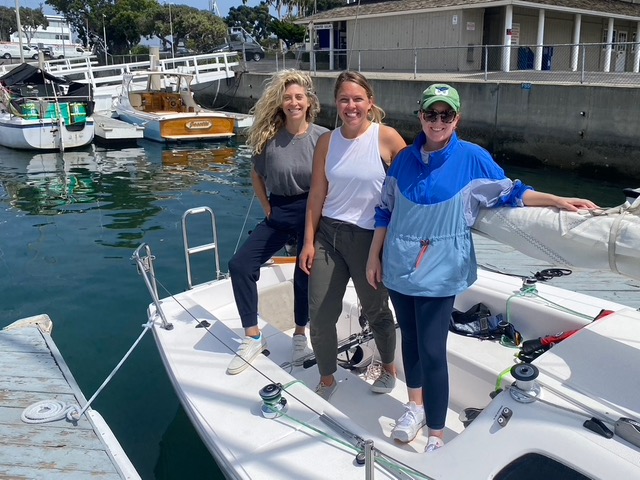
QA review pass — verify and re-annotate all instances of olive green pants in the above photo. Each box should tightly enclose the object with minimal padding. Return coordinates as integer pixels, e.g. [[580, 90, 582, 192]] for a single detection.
[[309, 217, 396, 377]]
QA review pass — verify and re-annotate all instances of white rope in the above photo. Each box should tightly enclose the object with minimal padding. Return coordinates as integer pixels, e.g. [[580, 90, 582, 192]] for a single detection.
[[21, 321, 152, 424], [21, 400, 80, 424]]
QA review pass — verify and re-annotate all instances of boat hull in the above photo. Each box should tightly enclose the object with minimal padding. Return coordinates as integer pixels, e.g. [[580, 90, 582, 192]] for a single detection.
[[142, 256, 640, 479], [0, 114, 94, 150], [116, 110, 235, 143]]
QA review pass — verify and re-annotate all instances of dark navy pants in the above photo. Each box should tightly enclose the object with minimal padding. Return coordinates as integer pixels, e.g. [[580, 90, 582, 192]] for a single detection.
[[228, 193, 308, 329], [388, 290, 455, 431]]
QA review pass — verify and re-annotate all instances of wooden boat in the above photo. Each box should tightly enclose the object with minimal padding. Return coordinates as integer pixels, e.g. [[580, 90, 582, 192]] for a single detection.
[[113, 71, 240, 143], [0, 63, 94, 151], [132, 206, 640, 479]]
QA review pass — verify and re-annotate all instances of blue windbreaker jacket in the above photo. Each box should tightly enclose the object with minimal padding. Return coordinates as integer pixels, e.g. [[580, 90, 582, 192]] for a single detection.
[[375, 132, 532, 297]]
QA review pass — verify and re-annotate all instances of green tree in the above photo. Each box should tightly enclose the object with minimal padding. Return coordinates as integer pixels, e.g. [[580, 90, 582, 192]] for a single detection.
[[106, 0, 160, 53], [46, 0, 160, 55], [175, 9, 227, 52], [45, 0, 104, 48], [160, 5, 226, 53], [0, 7, 17, 41], [269, 19, 305, 49], [20, 7, 48, 46], [303, 0, 344, 16], [225, 3, 272, 43]]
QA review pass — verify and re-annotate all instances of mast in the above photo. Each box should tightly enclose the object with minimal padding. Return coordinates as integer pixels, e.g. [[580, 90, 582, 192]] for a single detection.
[[209, 0, 221, 17], [15, 0, 24, 62]]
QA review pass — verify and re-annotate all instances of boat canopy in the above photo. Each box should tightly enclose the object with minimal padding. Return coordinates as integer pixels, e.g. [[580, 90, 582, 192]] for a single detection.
[[0, 63, 68, 86]]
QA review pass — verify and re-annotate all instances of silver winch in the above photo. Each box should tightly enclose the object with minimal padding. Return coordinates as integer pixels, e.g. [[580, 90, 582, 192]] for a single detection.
[[259, 383, 288, 419], [509, 363, 541, 403]]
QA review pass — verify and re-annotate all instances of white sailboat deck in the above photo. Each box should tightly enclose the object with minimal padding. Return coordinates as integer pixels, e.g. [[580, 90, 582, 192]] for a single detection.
[[0, 315, 138, 479]]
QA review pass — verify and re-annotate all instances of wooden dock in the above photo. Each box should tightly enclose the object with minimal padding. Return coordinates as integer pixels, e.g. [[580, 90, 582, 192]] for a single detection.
[[473, 233, 640, 309], [0, 315, 139, 479]]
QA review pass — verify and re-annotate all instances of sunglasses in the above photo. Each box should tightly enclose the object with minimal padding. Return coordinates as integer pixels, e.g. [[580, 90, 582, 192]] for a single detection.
[[420, 109, 457, 124]]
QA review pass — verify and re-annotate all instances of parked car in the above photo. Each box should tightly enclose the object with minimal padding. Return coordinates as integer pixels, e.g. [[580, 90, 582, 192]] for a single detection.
[[0, 43, 39, 60], [211, 33, 265, 62], [175, 46, 195, 57]]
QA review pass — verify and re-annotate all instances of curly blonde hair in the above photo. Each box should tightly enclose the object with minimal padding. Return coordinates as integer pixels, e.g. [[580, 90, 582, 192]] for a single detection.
[[333, 70, 385, 123], [246, 70, 320, 155]]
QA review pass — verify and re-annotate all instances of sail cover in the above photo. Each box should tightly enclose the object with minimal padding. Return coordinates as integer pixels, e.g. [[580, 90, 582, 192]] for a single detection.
[[473, 196, 640, 281]]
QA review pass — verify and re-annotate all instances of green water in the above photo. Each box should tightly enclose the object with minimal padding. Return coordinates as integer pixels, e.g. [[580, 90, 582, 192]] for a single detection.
[[0, 141, 628, 479]]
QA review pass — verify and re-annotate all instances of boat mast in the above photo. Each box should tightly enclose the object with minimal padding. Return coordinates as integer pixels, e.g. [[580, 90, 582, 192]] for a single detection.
[[15, 0, 25, 63]]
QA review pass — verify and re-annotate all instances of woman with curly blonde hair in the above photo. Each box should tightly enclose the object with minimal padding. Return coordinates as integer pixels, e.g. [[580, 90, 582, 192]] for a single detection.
[[227, 70, 328, 375]]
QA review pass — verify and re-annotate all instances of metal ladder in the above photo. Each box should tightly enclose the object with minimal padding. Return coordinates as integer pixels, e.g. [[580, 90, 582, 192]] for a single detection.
[[182, 206, 222, 289]]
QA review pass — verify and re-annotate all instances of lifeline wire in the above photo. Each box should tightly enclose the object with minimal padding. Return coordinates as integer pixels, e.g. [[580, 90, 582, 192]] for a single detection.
[[234, 193, 256, 254], [262, 400, 435, 480], [138, 255, 436, 478]]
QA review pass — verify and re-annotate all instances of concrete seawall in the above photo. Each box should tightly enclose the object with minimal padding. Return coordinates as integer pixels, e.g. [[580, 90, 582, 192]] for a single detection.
[[198, 71, 640, 179]]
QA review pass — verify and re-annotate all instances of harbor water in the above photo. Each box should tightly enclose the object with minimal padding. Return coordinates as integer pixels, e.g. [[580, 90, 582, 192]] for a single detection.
[[0, 140, 630, 479]]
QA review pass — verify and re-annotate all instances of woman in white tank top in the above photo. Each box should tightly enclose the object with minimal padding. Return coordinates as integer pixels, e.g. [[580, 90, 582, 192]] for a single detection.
[[299, 71, 406, 401]]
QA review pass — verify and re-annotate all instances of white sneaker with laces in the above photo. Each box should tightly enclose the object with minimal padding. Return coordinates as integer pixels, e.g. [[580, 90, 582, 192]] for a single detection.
[[425, 436, 445, 452], [292, 334, 312, 366], [226, 335, 267, 375], [391, 401, 426, 442]]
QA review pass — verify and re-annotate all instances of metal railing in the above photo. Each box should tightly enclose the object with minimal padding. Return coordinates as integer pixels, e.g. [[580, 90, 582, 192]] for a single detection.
[[245, 42, 640, 86], [41, 52, 241, 93]]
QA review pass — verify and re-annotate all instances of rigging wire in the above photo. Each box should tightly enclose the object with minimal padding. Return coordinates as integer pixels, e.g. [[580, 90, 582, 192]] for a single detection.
[[233, 192, 256, 254], [133, 254, 434, 478]]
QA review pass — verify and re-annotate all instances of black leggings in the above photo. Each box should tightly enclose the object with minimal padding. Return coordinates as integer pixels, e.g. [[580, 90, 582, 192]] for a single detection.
[[388, 290, 455, 430]]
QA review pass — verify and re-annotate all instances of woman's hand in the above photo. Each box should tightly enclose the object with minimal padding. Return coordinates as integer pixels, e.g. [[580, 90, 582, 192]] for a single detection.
[[554, 196, 598, 212], [523, 191, 599, 212], [366, 255, 382, 289], [299, 243, 315, 275]]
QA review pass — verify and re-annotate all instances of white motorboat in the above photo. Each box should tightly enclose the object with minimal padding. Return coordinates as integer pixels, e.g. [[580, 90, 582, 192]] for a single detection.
[[113, 71, 249, 143], [132, 206, 640, 480], [0, 63, 94, 151]]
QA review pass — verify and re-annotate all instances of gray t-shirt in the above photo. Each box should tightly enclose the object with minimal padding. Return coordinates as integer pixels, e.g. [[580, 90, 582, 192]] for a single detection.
[[252, 123, 328, 196]]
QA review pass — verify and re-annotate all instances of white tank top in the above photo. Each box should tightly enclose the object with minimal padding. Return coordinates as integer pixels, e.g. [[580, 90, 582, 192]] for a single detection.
[[322, 122, 385, 229]]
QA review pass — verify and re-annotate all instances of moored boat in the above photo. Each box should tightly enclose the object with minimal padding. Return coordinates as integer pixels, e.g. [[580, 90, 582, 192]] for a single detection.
[[113, 71, 241, 143], [132, 206, 640, 479], [0, 63, 94, 151]]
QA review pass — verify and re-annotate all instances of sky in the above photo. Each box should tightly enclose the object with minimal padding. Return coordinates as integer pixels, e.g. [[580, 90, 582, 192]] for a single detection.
[[6, 0, 263, 18]]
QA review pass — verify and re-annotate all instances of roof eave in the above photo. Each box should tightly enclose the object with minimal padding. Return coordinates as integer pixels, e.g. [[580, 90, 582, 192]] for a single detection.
[[295, 0, 640, 25]]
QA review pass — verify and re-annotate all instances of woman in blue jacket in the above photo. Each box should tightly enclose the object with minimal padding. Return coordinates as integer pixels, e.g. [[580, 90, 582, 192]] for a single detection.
[[366, 83, 596, 452]]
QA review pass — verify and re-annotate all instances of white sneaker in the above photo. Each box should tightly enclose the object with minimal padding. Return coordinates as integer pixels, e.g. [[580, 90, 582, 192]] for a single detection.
[[391, 401, 426, 443], [315, 380, 338, 401], [425, 436, 445, 452], [292, 334, 312, 366], [226, 335, 267, 375]]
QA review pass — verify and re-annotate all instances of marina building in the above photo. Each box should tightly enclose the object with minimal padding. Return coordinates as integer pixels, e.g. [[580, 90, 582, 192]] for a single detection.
[[299, 0, 640, 74]]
